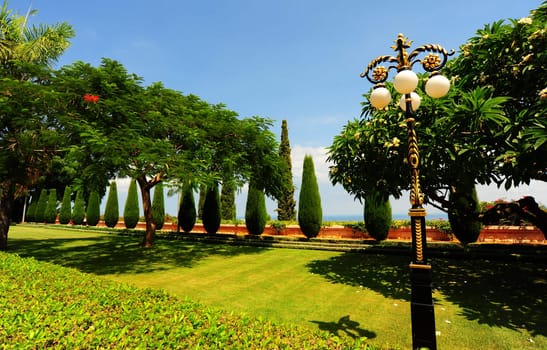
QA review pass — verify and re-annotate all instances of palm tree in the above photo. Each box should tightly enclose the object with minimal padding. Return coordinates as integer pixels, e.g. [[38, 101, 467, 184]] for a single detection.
[[0, 1, 74, 75]]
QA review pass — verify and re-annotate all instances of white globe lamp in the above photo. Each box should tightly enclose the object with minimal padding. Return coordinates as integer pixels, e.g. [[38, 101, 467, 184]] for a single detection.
[[394, 70, 418, 94], [399, 92, 421, 111], [370, 86, 392, 109], [425, 74, 450, 98]]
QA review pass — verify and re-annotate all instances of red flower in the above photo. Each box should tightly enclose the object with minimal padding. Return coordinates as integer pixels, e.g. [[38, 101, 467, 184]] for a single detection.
[[83, 93, 99, 103]]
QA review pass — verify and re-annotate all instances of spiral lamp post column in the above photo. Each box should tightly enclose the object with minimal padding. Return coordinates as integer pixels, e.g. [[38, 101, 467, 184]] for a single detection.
[[360, 34, 454, 350]]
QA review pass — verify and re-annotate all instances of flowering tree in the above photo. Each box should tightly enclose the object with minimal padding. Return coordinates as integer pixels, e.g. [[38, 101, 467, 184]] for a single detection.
[[328, 3, 546, 225]]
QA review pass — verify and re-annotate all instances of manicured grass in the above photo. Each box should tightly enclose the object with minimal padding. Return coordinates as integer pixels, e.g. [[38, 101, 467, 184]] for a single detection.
[[6, 224, 547, 349]]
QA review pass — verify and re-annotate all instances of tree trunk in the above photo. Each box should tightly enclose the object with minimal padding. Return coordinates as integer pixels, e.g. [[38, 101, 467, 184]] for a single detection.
[[0, 181, 14, 251], [137, 177, 157, 248]]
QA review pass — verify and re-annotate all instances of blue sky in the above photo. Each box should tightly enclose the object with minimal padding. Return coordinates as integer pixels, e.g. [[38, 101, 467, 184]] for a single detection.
[[19, 0, 546, 218]]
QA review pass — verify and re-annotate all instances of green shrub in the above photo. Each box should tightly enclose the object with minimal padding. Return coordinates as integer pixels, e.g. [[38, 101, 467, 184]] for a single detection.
[[44, 189, 57, 224], [123, 179, 140, 229], [178, 184, 196, 233], [34, 189, 48, 223], [104, 181, 119, 228], [448, 184, 482, 244], [202, 183, 221, 234], [152, 182, 165, 230], [220, 180, 236, 221], [25, 196, 37, 222], [86, 191, 101, 226], [298, 155, 322, 238], [58, 186, 72, 225], [245, 181, 267, 235], [72, 190, 85, 225], [364, 192, 392, 241]]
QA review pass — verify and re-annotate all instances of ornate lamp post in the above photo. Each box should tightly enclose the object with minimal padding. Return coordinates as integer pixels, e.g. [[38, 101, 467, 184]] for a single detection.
[[361, 34, 454, 350]]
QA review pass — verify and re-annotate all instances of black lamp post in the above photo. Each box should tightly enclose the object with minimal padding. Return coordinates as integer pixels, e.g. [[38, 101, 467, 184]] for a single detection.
[[360, 34, 454, 350]]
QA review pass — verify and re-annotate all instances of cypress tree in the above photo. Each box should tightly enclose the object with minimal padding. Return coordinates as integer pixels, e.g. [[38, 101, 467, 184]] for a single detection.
[[364, 191, 392, 241], [44, 189, 57, 224], [277, 120, 296, 221], [34, 189, 48, 223], [220, 178, 236, 221], [198, 185, 206, 220], [104, 181, 119, 228], [123, 179, 140, 229], [298, 155, 322, 238], [26, 194, 38, 222], [86, 191, 101, 226], [202, 183, 221, 234], [245, 180, 267, 235], [58, 186, 72, 224], [152, 181, 165, 230], [178, 184, 196, 233], [72, 190, 85, 225], [448, 183, 482, 244]]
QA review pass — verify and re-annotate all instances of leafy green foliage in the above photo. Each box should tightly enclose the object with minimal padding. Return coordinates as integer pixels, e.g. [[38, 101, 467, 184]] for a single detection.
[[298, 155, 322, 238], [0, 252, 372, 349], [178, 184, 196, 233], [0, 1, 74, 249], [245, 181, 267, 235], [202, 184, 221, 234], [152, 182, 165, 230], [44, 189, 57, 224], [34, 189, 48, 223], [277, 120, 296, 221], [445, 3, 547, 186], [364, 192, 391, 241], [58, 186, 72, 225], [86, 191, 100, 227], [123, 180, 139, 229], [71, 190, 85, 225], [103, 181, 119, 228]]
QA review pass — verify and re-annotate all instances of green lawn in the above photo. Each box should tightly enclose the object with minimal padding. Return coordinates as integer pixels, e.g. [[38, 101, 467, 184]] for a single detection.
[[7, 224, 547, 349]]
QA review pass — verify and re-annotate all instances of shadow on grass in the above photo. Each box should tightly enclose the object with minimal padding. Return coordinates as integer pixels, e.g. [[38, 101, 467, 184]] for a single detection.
[[307, 252, 547, 337], [311, 315, 376, 340], [8, 234, 266, 275]]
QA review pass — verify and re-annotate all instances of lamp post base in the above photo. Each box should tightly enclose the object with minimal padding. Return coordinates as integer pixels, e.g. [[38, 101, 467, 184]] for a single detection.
[[410, 263, 437, 350]]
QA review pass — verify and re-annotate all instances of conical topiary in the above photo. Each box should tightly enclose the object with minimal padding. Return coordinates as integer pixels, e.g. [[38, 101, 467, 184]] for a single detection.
[[72, 190, 85, 225], [277, 120, 296, 221], [178, 184, 196, 233], [123, 179, 140, 229], [448, 184, 482, 244], [58, 186, 72, 225], [245, 181, 267, 235], [44, 189, 57, 224], [104, 181, 119, 228], [25, 195, 37, 222], [202, 183, 221, 234], [152, 181, 165, 230], [35, 189, 48, 223], [86, 191, 101, 226], [364, 191, 392, 241], [298, 155, 322, 238]]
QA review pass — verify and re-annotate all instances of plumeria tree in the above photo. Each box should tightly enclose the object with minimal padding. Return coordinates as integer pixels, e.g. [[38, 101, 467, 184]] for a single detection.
[[328, 3, 546, 240]]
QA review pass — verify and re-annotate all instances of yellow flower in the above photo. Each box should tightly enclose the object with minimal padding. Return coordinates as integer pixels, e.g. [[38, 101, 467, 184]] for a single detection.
[[392, 137, 400, 148], [518, 17, 532, 25]]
